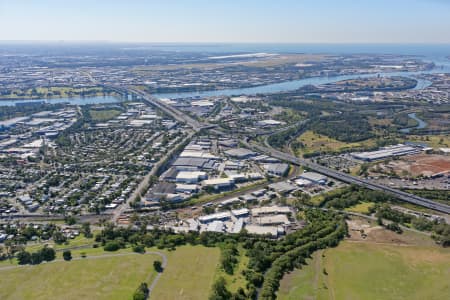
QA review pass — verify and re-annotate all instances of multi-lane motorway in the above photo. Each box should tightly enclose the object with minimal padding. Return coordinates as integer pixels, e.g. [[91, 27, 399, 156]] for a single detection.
[[249, 143, 450, 214], [122, 86, 450, 215]]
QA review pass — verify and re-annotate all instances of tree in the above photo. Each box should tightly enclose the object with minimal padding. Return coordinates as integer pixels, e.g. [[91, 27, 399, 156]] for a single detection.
[[386, 222, 403, 234], [153, 260, 163, 272], [104, 241, 120, 251], [81, 222, 93, 238], [31, 252, 43, 265], [63, 250, 72, 261], [132, 244, 145, 254], [52, 231, 67, 244], [209, 277, 231, 300], [17, 250, 31, 265], [40, 246, 56, 261], [133, 282, 149, 300], [64, 215, 77, 225]]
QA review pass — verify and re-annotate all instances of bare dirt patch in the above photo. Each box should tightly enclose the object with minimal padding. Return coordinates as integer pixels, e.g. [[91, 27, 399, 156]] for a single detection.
[[374, 154, 450, 177], [346, 218, 435, 246]]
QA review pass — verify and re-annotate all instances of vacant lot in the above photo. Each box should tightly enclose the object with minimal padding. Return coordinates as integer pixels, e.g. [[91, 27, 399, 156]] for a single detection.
[[344, 201, 375, 214], [0, 253, 159, 300], [374, 154, 450, 177], [151, 245, 220, 300], [406, 135, 450, 148], [296, 130, 376, 156], [278, 241, 450, 300], [89, 109, 122, 121]]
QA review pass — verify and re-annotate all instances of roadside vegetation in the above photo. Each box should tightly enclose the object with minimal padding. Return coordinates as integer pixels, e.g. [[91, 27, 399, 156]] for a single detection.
[[308, 185, 450, 247], [404, 189, 450, 205]]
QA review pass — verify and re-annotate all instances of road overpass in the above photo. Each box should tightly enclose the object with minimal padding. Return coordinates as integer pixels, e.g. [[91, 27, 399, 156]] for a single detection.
[[107, 85, 207, 131]]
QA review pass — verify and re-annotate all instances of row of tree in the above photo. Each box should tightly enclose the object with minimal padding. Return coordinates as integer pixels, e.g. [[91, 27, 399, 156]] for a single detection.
[[209, 209, 348, 300], [260, 219, 347, 299], [17, 246, 56, 265]]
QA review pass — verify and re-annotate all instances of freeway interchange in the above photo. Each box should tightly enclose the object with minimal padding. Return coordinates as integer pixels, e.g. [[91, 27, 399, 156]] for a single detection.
[[123, 86, 450, 215]]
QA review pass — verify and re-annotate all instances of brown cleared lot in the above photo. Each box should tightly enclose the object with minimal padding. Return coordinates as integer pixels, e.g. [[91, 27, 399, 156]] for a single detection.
[[374, 154, 450, 177]]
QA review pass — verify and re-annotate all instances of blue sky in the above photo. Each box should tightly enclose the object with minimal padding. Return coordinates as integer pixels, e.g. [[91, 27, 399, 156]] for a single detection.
[[0, 0, 449, 43]]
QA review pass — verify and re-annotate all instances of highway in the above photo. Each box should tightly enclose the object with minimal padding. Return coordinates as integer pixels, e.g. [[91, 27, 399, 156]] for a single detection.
[[114, 85, 450, 215], [128, 86, 205, 130], [248, 142, 450, 214]]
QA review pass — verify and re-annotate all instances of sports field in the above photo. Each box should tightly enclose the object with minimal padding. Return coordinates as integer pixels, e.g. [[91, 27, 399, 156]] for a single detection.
[[278, 241, 450, 300], [0, 253, 159, 300], [151, 245, 220, 300]]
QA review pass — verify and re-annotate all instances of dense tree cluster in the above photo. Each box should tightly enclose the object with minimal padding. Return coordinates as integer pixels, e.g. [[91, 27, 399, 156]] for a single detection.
[[404, 189, 450, 204], [375, 205, 412, 224], [385, 222, 403, 234], [0, 223, 65, 246], [319, 185, 394, 209], [267, 123, 305, 148], [258, 211, 347, 299], [220, 241, 239, 275], [309, 113, 374, 142], [17, 246, 56, 265]]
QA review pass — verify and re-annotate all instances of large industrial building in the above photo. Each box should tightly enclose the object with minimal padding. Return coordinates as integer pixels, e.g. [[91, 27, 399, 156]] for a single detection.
[[351, 144, 423, 162]]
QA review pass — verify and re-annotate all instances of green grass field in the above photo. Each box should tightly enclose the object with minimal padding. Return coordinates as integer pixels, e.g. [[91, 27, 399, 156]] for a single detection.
[[344, 201, 375, 214], [151, 245, 220, 300], [0, 253, 158, 300], [277, 241, 450, 300], [0, 243, 220, 300], [89, 109, 122, 121], [295, 130, 377, 156]]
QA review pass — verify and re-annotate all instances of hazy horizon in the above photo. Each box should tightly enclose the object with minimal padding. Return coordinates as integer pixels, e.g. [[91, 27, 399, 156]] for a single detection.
[[1, 0, 450, 44]]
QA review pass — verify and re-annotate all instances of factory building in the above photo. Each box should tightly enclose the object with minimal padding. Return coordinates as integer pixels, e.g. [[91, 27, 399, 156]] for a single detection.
[[351, 144, 422, 162]]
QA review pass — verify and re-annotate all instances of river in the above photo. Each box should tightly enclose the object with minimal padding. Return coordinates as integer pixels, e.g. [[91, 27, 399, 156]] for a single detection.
[[152, 55, 450, 99], [153, 72, 433, 99], [1, 52, 449, 106], [399, 113, 428, 133], [0, 95, 122, 107]]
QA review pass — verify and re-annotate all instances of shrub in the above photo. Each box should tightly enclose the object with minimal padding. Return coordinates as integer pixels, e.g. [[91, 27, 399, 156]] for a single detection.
[[104, 241, 120, 251]]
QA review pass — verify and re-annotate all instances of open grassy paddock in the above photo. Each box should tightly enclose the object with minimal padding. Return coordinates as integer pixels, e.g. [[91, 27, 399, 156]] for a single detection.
[[0, 253, 159, 300], [295, 130, 376, 156], [151, 245, 220, 300], [0, 244, 220, 300], [344, 201, 375, 214], [89, 109, 122, 121], [277, 241, 450, 300]]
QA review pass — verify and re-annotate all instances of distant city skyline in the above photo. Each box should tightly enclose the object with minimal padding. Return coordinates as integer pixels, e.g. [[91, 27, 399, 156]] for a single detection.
[[0, 0, 450, 43]]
